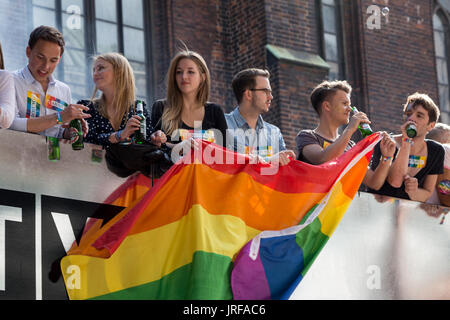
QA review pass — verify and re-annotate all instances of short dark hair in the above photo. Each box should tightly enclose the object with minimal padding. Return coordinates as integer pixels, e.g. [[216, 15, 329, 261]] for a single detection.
[[310, 80, 352, 115], [28, 25, 65, 56], [403, 92, 440, 123], [232, 68, 270, 104]]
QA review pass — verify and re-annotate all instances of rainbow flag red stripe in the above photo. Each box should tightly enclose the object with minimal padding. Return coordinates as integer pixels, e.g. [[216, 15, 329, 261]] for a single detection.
[[61, 134, 380, 299]]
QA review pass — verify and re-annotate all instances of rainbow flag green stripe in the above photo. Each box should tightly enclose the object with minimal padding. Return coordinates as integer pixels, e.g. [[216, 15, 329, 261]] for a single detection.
[[90, 251, 233, 300]]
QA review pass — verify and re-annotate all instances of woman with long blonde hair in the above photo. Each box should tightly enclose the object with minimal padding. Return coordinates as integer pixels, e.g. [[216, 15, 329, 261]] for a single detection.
[[79, 52, 165, 147], [151, 49, 227, 151]]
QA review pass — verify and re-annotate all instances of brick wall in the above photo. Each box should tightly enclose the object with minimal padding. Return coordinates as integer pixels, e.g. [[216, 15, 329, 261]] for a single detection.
[[264, 0, 325, 151], [150, 0, 444, 152], [359, 0, 440, 134]]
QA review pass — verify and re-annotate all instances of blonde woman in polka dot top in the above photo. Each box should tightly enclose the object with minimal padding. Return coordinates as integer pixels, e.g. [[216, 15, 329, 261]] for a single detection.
[[78, 52, 166, 148]]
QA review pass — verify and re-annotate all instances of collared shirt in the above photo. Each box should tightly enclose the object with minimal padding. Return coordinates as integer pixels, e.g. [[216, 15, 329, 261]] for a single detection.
[[10, 66, 71, 138], [225, 106, 286, 159], [0, 70, 16, 129]]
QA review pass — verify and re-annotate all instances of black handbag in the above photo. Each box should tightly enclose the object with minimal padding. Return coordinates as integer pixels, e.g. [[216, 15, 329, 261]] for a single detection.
[[105, 141, 173, 180]]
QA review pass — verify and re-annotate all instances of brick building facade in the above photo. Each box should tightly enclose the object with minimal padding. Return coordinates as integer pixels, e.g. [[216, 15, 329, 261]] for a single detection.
[[0, 0, 449, 152], [152, 0, 449, 151]]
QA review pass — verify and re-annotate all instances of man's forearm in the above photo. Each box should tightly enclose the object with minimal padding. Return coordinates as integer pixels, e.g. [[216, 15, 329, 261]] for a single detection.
[[387, 143, 410, 187], [26, 113, 59, 133], [318, 128, 353, 163], [363, 158, 392, 190], [407, 187, 433, 202]]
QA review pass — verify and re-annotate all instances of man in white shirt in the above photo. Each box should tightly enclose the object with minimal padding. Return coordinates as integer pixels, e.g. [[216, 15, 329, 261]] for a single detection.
[[10, 25, 90, 138]]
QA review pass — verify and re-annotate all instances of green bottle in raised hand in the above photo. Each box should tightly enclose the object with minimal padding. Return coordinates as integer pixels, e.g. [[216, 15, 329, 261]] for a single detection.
[[351, 106, 373, 137], [405, 123, 417, 138]]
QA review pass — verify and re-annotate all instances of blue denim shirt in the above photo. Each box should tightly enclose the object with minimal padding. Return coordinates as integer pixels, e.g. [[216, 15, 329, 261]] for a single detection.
[[225, 106, 286, 159]]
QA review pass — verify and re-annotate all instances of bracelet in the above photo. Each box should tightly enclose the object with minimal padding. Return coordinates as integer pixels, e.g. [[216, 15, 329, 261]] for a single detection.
[[56, 112, 63, 124], [403, 137, 413, 144], [381, 155, 392, 162], [116, 130, 122, 142]]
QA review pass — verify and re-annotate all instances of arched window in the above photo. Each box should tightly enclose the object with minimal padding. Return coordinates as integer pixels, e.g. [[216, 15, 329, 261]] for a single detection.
[[319, 0, 345, 80], [433, 9, 450, 123]]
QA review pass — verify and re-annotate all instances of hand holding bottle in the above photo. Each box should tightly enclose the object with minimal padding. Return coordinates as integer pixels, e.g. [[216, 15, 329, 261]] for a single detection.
[[400, 120, 417, 140], [350, 106, 372, 137]]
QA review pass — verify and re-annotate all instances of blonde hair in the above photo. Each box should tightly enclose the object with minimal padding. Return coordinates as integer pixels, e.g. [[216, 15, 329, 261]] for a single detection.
[[162, 50, 210, 135], [91, 53, 136, 130]]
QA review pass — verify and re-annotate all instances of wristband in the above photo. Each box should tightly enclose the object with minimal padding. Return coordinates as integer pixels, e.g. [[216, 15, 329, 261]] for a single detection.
[[116, 130, 122, 142], [56, 112, 63, 124], [381, 155, 392, 162], [403, 137, 413, 144]]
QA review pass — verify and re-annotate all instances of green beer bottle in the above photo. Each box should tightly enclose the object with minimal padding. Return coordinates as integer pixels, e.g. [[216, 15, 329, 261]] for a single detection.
[[351, 106, 373, 137], [134, 100, 146, 144], [70, 119, 84, 150], [405, 123, 417, 138], [48, 136, 60, 161]]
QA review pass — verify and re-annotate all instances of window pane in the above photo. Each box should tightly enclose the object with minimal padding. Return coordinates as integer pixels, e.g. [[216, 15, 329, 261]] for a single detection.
[[62, 0, 83, 11], [437, 58, 449, 85], [439, 0, 450, 12], [96, 21, 118, 53], [322, 0, 335, 6], [439, 84, 449, 111], [124, 27, 145, 62], [63, 13, 85, 50], [95, 0, 117, 22], [328, 61, 339, 80], [130, 61, 147, 101], [32, 0, 55, 9], [322, 5, 337, 33], [324, 33, 338, 61], [33, 7, 56, 28], [63, 49, 88, 100], [434, 31, 446, 58], [122, 0, 143, 28], [433, 13, 444, 31]]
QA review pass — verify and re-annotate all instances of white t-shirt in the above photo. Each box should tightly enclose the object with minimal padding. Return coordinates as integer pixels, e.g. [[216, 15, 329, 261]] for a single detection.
[[10, 66, 71, 138], [0, 70, 16, 129]]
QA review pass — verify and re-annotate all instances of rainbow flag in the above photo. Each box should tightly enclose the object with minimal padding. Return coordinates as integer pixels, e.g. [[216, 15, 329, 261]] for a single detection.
[[103, 173, 155, 207], [61, 133, 381, 300]]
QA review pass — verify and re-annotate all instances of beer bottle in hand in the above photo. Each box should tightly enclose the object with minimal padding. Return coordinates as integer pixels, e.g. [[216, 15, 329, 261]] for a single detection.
[[134, 100, 146, 144], [70, 119, 84, 150], [351, 106, 373, 137]]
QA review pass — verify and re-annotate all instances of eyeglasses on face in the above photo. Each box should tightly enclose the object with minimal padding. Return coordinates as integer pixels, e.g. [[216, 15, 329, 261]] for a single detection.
[[249, 88, 272, 95]]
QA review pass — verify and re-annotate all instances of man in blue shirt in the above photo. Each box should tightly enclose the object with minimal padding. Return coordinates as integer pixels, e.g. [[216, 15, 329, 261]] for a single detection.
[[225, 68, 295, 166]]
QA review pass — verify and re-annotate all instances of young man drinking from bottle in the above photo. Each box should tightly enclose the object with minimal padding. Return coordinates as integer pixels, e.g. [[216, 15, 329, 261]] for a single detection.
[[295, 80, 396, 191], [368, 93, 444, 202]]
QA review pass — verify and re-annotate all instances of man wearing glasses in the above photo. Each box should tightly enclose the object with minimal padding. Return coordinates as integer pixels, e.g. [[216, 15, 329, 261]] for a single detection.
[[225, 68, 295, 166]]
